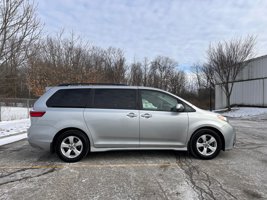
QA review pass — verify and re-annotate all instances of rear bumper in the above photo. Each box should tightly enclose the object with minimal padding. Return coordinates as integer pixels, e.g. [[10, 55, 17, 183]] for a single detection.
[[28, 137, 51, 151], [27, 125, 57, 151]]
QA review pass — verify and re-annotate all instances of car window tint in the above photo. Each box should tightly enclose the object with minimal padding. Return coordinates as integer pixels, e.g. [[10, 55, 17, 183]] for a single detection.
[[46, 89, 90, 108], [94, 89, 136, 109], [141, 90, 177, 112]]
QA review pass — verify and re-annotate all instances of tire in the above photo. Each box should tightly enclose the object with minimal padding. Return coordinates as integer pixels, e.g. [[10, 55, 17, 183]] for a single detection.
[[55, 130, 89, 162], [189, 129, 222, 160]]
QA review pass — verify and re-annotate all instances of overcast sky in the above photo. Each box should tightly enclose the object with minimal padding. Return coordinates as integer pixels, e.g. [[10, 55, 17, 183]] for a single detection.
[[36, 0, 267, 70]]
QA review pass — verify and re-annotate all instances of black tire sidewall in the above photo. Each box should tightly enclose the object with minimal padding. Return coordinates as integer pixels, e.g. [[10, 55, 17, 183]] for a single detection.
[[191, 129, 222, 160], [56, 130, 89, 162]]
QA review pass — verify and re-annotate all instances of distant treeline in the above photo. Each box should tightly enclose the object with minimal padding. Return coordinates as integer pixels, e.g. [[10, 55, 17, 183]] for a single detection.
[[0, 0, 214, 109]]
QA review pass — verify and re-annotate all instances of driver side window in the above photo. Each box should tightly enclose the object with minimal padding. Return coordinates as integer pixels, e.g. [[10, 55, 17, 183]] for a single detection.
[[140, 90, 178, 112]]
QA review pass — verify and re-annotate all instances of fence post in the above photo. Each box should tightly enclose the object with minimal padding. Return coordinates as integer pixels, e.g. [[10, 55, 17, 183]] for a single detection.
[[27, 99, 30, 118], [263, 78, 265, 107]]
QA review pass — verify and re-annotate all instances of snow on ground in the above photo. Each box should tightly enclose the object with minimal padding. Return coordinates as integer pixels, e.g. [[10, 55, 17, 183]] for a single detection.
[[0, 119, 30, 138], [0, 106, 30, 145], [0, 133, 27, 146], [0, 119, 30, 146], [1, 106, 29, 121], [219, 107, 267, 118]]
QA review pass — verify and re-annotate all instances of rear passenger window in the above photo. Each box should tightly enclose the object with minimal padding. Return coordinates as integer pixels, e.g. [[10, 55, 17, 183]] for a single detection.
[[94, 89, 136, 109], [46, 89, 90, 108]]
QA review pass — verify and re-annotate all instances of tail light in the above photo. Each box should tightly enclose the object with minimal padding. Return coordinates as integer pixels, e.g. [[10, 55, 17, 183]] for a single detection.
[[30, 111, 46, 117]]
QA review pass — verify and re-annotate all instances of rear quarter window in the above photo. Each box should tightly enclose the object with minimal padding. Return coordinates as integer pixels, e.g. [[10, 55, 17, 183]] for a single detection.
[[46, 89, 90, 108]]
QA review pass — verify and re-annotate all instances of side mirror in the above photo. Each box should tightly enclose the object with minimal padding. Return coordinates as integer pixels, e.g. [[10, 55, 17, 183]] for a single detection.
[[176, 103, 184, 112]]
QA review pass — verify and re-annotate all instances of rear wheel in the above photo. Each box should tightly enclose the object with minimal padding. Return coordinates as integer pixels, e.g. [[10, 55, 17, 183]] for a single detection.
[[190, 129, 222, 159], [55, 130, 89, 162]]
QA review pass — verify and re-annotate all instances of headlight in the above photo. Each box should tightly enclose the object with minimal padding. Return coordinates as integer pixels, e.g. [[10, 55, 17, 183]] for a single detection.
[[217, 115, 228, 122]]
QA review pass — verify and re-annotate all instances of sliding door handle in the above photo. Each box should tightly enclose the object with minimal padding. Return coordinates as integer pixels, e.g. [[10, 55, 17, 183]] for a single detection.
[[127, 112, 137, 118], [141, 113, 152, 118]]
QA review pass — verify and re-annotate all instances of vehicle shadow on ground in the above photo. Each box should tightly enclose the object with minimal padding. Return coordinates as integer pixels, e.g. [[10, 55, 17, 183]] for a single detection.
[[88, 150, 189, 159], [2, 140, 231, 165], [41, 150, 194, 164], [0, 139, 198, 165]]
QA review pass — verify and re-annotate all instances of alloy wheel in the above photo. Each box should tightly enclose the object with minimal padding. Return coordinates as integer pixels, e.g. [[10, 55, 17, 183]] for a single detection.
[[196, 134, 217, 156], [60, 136, 83, 159]]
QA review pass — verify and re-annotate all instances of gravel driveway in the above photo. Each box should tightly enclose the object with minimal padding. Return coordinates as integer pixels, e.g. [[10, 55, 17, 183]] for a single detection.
[[0, 118, 266, 200]]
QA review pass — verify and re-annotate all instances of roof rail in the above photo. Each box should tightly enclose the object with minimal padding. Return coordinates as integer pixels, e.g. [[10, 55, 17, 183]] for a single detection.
[[58, 83, 128, 86]]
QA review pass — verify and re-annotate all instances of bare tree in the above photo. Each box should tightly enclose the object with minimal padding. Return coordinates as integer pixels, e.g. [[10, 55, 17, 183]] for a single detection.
[[148, 56, 177, 90], [102, 47, 126, 83], [192, 63, 215, 110], [129, 61, 143, 86], [206, 36, 256, 110], [192, 63, 214, 90], [142, 57, 149, 86], [169, 71, 185, 96], [28, 34, 91, 96], [27, 33, 128, 96], [0, 0, 41, 97]]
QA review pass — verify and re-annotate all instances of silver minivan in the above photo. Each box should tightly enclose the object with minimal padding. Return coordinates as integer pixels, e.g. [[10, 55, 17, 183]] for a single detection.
[[28, 84, 235, 162]]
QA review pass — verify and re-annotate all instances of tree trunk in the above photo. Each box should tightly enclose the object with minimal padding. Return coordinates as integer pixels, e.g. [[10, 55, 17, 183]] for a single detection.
[[209, 85, 212, 111], [226, 94, 231, 111]]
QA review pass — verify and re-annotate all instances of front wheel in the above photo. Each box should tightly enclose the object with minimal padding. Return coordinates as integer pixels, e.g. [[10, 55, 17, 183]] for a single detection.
[[55, 130, 89, 162], [190, 129, 222, 159]]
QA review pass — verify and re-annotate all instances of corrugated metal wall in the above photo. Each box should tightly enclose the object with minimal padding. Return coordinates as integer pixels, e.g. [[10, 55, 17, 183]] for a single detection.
[[236, 56, 267, 81], [215, 55, 267, 109]]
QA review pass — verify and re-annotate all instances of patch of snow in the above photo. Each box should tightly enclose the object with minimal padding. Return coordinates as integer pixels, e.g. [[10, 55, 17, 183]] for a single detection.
[[1, 106, 29, 121], [221, 107, 267, 118], [213, 107, 239, 113], [0, 119, 30, 138], [0, 133, 27, 146]]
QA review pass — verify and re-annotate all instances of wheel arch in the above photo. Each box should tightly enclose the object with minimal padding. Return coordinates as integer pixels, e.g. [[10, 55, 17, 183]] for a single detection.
[[51, 127, 91, 153], [188, 126, 225, 151]]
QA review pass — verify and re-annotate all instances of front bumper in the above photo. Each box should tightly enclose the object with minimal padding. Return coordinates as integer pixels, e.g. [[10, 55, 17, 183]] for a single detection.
[[221, 123, 236, 150]]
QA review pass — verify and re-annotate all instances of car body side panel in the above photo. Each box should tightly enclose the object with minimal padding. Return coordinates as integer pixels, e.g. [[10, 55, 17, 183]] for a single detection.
[[221, 124, 236, 150], [28, 124, 57, 150], [90, 147, 187, 152], [186, 112, 236, 150], [139, 111, 189, 147], [28, 107, 94, 151], [83, 109, 140, 148]]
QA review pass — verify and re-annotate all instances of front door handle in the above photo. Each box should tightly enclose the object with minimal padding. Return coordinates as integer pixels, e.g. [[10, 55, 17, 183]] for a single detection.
[[141, 113, 152, 118], [127, 112, 137, 118]]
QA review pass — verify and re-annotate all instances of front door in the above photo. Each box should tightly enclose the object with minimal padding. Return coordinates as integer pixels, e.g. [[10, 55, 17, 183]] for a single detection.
[[139, 90, 189, 148]]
